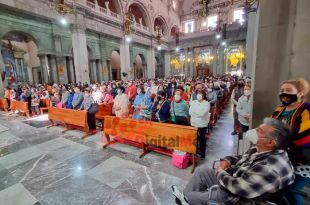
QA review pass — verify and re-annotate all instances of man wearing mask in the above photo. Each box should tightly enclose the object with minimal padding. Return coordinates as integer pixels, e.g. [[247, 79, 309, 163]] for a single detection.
[[206, 83, 218, 106], [231, 79, 245, 135], [236, 85, 251, 140], [126, 81, 137, 103], [72, 86, 84, 109], [167, 79, 177, 99]]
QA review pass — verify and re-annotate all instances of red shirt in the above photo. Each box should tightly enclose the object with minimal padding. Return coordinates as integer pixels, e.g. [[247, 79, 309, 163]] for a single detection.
[[126, 85, 136, 100]]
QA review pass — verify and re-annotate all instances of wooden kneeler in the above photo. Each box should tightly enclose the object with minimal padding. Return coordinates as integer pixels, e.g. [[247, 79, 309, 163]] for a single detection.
[[47, 107, 92, 139], [102, 116, 199, 173]]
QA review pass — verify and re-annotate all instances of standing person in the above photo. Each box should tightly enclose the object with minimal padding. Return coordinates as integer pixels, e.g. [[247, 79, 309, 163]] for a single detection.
[[189, 91, 210, 160], [231, 79, 245, 135], [72, 86, 84, 109], [151, 90, 170, 123], [113, 86, 130, 118], [79, 88, 96, 134], [92, 85, 103, 104], [271, 78, 310, 205], [30, 88, 40, 115], [132, 86, 152, 120], [170, 90, 189, 125], [61, 86, 70, 108], [126, 81, 137, 103], [66, 87, 74, 109], [206, 85, 217, 106], [236, 85, 251, 139], [189, 84, 203, 104], [4, 86, 11, 109]]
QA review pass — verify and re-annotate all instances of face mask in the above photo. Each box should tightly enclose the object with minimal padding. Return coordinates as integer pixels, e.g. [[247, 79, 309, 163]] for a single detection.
[[208, 88, 212, 92], [244, 90, 251, 96], [137, 90, 141, 95], [197, 94, 203, 101], [174, 95, 181, 101], [244, 129, 258, 144], [279, 93, 298, 106], [117, 89, 121, 95], [157, 96, 162, 101]]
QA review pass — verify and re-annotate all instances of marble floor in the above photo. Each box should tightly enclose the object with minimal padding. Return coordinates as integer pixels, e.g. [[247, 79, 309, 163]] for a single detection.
[[0, 104, 237, 205]]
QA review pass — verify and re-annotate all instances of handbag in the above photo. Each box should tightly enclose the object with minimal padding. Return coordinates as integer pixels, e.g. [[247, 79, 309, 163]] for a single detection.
[[88, 103, 98, 114], [172, 101, 188, 125], [172, 150, 191, 169]]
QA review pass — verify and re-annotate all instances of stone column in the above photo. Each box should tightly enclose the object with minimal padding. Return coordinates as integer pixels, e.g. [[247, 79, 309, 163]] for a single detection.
[[218, 47, 225, 75], [72, 14, 90, 83], [0, 46, 5, 96], [147, 47, 155, 78], [245, 13, 258, 77], [49, 56, 58, 83], [189, 49, 194, 77], [120, 38, 131, 80], [212, 46, 217, 75], [97, 60, 103, 82], [164, 51, 171, 78], [39, 55, 49, 83], [68, 57, 75, 83], [57, 57, 69, 84], [184, 48, 188, 76], [92, 60, 98, 83]]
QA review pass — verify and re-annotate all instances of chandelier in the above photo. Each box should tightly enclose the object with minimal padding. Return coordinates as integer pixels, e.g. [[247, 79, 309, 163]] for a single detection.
[[124, 9, 133, 36], [155, 26, 162, 45], [51, 0, 74, 15]]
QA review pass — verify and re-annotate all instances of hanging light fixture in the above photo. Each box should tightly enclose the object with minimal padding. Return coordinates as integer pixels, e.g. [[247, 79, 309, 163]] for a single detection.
[[51, 0, 74, 15], [50, 0, 74, 25], [124, 9, 133, 42]]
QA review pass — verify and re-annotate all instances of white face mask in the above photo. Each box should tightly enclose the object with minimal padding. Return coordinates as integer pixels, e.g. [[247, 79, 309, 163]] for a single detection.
[[197, 94, 203, 101], [244, 90, 251, 96], [208, 88, 212, 92], [244, 129, 258, 144], [174, 95, 181, 101]]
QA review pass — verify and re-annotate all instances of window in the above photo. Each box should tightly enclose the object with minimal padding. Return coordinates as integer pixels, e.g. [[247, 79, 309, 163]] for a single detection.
[[234, 8, 245, 24], [184, 21, 194, 33], [207, 15, 218, 29]]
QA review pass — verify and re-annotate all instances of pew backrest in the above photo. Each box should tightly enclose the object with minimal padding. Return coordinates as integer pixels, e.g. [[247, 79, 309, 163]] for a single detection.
[[0, 99, 7, 111], [95, 104, 112, 120], [104, 116, 197, 154], [48, 107, 88, 128], [10, 101, 28, 112]]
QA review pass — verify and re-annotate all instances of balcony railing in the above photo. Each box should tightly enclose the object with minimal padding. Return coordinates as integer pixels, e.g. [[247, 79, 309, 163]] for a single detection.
[[86, 1, 95, 9]]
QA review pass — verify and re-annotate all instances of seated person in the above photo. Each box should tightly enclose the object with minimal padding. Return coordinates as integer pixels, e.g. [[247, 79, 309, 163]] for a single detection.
[[170, 89, 189, 125], [172, 118, 295, 205]]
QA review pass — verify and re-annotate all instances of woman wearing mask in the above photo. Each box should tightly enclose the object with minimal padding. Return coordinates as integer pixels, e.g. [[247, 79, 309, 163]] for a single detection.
[[113, 87, 129, 118], [79, 88, 96, 134], [31, 88, 40, 115], [189, 91, 210, 160], [271, 78, 310, 205], [133, 86, 152, 120], [151, 90, 170, 123], [66, 87, 74, 109], [170, 90, 189, 125], [236, 85, 251, 138]]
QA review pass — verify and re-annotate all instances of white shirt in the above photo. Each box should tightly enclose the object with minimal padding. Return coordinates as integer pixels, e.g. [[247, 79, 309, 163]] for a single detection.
[[114, 93, 130, 117], [189, 100, 210, 128], [92, 90, 103, 103]]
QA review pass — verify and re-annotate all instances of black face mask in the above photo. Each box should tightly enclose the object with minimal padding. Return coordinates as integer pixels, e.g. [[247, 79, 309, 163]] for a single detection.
[[279, 93, 298, 106], [157, 96, 163, 101]]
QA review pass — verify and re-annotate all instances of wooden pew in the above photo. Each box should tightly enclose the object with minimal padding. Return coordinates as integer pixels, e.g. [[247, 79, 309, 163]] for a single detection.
[[102, 116, 198, 173], [10, 101, 30, 117], [40, 99, 51, 115], [48, 107, 92, 139], [95, 103, 113, 120], [0, 98, 8, 111]]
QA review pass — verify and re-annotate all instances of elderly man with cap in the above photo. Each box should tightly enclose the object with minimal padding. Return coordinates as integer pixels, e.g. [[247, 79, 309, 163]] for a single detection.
[[172, 118, 295, 205]]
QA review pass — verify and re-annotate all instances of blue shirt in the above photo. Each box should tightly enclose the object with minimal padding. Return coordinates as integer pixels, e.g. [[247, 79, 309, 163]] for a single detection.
[[133, 93, 152, 120]]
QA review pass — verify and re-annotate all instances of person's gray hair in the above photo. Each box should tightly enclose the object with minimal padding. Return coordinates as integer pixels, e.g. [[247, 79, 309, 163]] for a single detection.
[[263, 118, 292, 149]]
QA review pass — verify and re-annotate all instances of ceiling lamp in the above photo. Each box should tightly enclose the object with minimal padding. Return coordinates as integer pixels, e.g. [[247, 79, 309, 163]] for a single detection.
[[51, 0, 74, 16], [124, 9, 133, 42]]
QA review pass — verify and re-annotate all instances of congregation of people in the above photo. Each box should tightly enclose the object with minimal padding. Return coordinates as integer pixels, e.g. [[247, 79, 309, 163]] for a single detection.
[[2, 76, 310, 205]]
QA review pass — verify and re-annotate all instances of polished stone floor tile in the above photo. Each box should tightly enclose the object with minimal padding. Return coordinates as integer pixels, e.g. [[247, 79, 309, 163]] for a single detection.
[[0, 183, 38, 205], [0, 131, 21, 148], [0, 124, 9, 133], [87, 156, 143, 188]]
